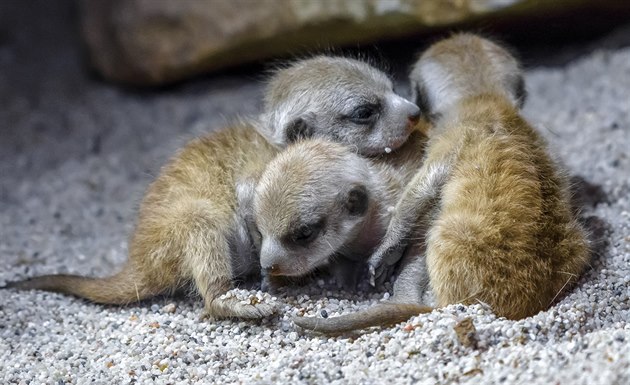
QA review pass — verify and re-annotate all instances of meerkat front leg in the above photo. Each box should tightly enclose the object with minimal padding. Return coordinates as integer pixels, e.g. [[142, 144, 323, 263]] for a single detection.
[[192, 231, 275, 320], [170, 198, 274, 320], [369, 160, 452, 284]]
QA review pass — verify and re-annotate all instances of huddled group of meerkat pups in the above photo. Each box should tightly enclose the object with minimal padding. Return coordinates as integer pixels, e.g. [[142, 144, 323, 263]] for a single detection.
[[7, 34, 590, 334]]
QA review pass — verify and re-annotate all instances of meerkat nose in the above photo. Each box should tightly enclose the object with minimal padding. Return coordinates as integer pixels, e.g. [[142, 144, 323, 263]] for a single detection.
[[264, 264, 281, 276], [408, 107, 421, 124]]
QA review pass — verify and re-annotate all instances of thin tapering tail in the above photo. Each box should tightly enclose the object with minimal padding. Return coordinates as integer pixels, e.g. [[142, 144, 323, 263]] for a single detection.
[[4, 265, 162, 305], [293, 302, 433, 334]]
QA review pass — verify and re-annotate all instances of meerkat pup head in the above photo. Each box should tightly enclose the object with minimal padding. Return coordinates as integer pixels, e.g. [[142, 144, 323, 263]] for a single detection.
[[259, 55, 421, 156], [253, 140, 376, 277], [410, 33, 526, 119]]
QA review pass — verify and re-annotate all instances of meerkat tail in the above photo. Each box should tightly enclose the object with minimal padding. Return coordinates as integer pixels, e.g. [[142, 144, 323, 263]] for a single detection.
[[4, 264, 161, 305], [292, 302, 433, 334]]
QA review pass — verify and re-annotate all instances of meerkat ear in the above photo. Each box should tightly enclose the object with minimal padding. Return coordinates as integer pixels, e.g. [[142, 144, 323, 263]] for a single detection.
[[344, 184, 369, 216], [285, 117, 314, 143]]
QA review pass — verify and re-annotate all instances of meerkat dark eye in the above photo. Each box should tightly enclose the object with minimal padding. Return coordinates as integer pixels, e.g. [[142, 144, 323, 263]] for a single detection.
[[295, 225, 313, 240], [289, 219, 325, 246], [347, 103, 380, 124]]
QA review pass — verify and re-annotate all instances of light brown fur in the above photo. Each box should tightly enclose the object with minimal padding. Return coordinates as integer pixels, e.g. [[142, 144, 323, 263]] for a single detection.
[[423, 94, 589, 318], [294, 34, 590, 334]]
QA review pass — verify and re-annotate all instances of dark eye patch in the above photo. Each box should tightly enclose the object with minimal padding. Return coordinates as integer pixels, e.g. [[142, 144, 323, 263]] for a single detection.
[[346, 102, 381, 124], [284, 218, 326, 247]]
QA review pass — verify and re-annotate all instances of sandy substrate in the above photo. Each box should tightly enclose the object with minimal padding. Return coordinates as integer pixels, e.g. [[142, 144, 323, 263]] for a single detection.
[[1, 2, 629, 384]]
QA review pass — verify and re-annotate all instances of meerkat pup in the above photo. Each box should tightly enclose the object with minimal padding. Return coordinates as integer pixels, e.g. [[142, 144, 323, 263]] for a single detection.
[[258, 55, 420, 155], [293, 33, 590, 334], [6, 55, 421, 320], [8, 123, 279, 319], [253, 135, 426, 291]]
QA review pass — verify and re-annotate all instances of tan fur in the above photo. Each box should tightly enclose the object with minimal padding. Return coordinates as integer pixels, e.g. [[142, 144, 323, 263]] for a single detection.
[[412, 34, 589, 319], [425, 95, 589, 318], [294, 33, 590, 334], [8, 124, 280, 319]]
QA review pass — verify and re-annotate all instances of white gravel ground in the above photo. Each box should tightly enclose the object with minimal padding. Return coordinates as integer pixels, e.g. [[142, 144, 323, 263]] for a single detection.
[[1, 2, 629, 384]]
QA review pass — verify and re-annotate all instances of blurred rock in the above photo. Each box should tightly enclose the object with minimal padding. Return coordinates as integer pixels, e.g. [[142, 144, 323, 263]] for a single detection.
[[78, 0, 613, 85]]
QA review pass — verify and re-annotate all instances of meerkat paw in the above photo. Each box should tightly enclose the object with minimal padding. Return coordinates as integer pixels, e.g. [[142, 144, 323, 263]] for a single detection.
[[368, 242, 406, 286], [202, 295, 278, 320]]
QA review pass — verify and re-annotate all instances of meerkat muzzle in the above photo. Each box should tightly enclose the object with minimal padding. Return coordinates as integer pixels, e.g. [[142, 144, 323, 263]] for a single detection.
[[408, 109, 421, 125], [263, 264, 283, 276]]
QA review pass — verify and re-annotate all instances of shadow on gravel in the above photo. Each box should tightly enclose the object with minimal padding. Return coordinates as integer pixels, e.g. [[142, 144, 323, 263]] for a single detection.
[[570, 175, 613, 273]]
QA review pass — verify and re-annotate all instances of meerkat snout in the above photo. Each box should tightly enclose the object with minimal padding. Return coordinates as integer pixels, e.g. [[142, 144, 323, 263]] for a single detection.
[[408, 106, 421, 124], [390, 94, 421, 125], [259, 237, 294, 275], [263, 263, 281, 276], [394, 97, 421, 125]]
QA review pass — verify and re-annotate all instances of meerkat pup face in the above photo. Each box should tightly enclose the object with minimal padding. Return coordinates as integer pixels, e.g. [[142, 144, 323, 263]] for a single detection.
[[253, 140, 372, 277], [260, 56, 421, 156], [410, 33, 526, 119]]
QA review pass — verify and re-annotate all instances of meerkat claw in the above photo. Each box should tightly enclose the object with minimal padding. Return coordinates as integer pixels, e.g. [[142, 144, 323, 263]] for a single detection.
[[370, 243, 403, 270], [368, 265, 377, 287]]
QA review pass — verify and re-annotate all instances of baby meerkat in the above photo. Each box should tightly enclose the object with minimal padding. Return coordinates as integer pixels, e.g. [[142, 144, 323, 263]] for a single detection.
[[6, 55, 421, 320], [293, 33, 590, 334], [8, 124, 279, 319], [258, 126, 430, 292], [259, 55, 421, 155], [253, 132, 427, 289]]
